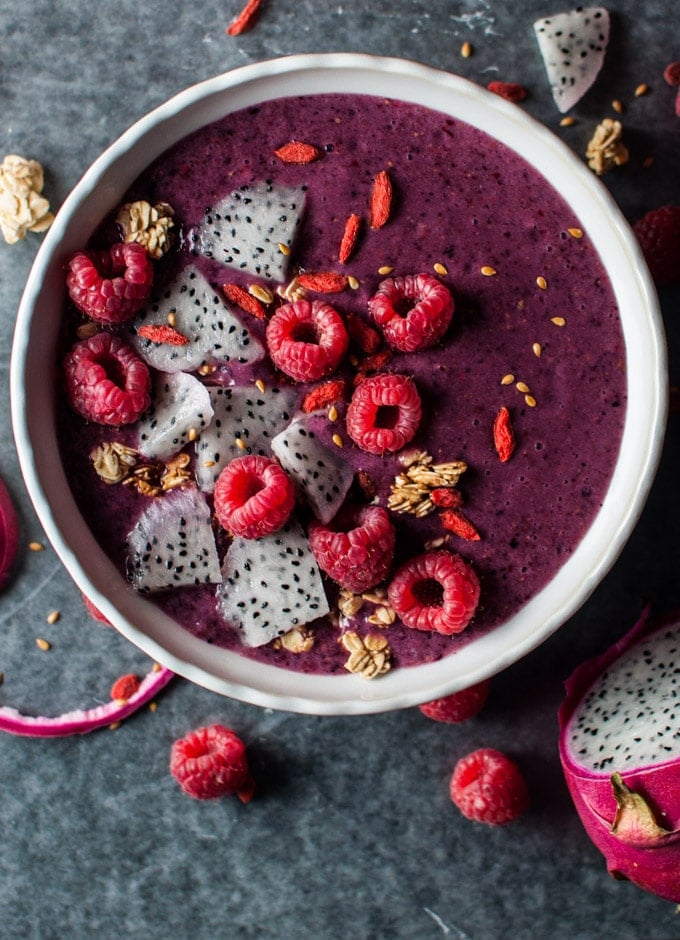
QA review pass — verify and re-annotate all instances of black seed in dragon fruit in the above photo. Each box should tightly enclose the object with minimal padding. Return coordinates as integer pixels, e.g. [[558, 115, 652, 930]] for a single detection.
[[137, 371, 214, 461], [189, 180, 307, 282], [534, 6, 610, 113], [271, 417, 354, 524], [217, 519, 329, 647], [126, 487, 221, 593], [127, 265, 264, 372], [194, 384, 298, 492]]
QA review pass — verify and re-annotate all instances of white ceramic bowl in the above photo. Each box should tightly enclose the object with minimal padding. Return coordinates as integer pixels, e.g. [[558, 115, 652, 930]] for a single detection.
[[11, 54, 666, 714]]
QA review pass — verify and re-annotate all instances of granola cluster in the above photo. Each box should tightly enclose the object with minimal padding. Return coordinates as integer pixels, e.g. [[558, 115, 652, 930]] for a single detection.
[[0, 154, 53, 244]]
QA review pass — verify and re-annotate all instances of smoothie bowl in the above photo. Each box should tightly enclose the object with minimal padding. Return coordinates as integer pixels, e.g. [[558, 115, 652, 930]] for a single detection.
[[11, 55, 666, 714]]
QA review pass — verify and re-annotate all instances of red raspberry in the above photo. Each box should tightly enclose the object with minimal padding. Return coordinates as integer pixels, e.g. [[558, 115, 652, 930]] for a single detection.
[[663, 61, 680, 86], [214, 455, 296, 539], [64, 331, 151, 425], [66, 242, 154, 323], [632, 205, 680, 285], [308, 505, 396, 593], [387, 549, 480, 635], [265, 299, 349, 382], [82, 593, 112, 626], [449, 748, 528, 825], [368, 273, 454, 352], [345, 373, 422, 455], [170, 724, 255, 802], [419, 679, 490, 722]]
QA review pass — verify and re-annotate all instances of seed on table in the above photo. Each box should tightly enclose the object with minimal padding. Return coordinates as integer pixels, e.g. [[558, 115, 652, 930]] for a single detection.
[[46, 610, 60, 625], [28, 541, 45, 552], [634, 83, 649, 97], [461, 41, 472, 58], [36, 637, 51, 651]]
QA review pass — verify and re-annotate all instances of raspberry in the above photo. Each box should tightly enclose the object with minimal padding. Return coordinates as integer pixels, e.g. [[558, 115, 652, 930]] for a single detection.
[[214, 455, 296, 539], [368, 273, 454, 352], [345, 373, 422, 455], [66, 242, 154, 323], [419, 679, 490, 722], [63, 331, 151, 425], [632, 205, 680, 285], [265, 299, 349, 382], [449, 748, 528, 825], [308, 505, 396, 593], [663, 61, 680, 86], [170, 724, 255, 802], [82, 593, 112, 626], [387, 549, 480, 635]]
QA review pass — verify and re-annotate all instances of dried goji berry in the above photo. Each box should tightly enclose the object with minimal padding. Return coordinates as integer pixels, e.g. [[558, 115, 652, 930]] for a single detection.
[[487, 81, 528, 103], [369, 170, 393, 229], [226, 0, 263, 35], [296, 272, 348, 293], [301, 379, 346, 413], [441, 510, 481, 541], [110, 673, 142, 702], [137, 324, 188, 346], [493, 406, 515, 463], [357, 349, 392, 372], [338, 213, 362, 263], [356, 470, 377, 500], [346, 312, 382, 353], [431, 487, 463, 509], [273, 140, 323, 165], [223, 282, 266, 319]]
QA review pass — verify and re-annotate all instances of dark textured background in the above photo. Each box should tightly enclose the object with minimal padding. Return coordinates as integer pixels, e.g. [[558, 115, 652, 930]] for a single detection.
[[1, 2, 679, 938]]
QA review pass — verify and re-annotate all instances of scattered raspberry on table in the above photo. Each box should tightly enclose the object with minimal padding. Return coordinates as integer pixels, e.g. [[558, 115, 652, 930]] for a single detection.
[[170, 724, 255, 802], [449, 748, 528, 825]]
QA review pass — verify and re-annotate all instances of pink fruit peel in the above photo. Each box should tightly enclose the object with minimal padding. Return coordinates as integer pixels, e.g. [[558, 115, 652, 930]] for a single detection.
[[0, 476, 20, 592]]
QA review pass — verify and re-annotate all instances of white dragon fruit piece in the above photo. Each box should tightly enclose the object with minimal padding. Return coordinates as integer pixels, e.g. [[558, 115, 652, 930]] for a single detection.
[[559, 610, 680, 903], [271, 416, 354, 524], [127, 487, 221, 593], [194, 384, 298, 492], [217, 519, 329, 647], [137, 371, 214, 461], [189, 180, 306, 282], [127, 265, 264, 373], [534, 6, 610, 113]]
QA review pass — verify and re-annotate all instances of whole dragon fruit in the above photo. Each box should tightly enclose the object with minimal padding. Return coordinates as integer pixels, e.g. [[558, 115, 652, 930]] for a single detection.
[[559, 609, 680, 903]]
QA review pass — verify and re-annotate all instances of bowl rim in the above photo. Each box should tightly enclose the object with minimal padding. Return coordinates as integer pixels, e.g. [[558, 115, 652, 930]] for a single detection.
[[10, 53, 667, 714]]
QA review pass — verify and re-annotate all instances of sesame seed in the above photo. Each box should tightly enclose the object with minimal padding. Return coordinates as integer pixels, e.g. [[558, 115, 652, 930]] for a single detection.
[[235, 437, 247, 450], [536, 275, 548, 290], [634, 83, 649, 97], [36, 637, 51, 651], [433, 262, 448, 276], [378, 265, 394, 275], [332, 433, 344, 448], [481, 265, 497, 277], [501, 373, 515, 386], [461, 40, 472, 58], [255, 378, 266, 393], [560, 116, 576, 127], [516, 381, 530, 394], [533, 342, 542, 357], [612, 99, 624, 113], [328, 405, 339, 422], [551, 316, 566, 327], [567, 227, 583, 239], [348, 275, 360, 290], [525, 394, 537, 408], [28, 541, 45, 552], [46, 610, 60, 625]]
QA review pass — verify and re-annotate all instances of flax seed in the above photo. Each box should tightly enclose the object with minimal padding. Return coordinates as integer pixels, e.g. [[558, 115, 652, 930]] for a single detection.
[[560, 116, 576, 126], [278, 242, 290, 255], [28, 541, 45, 552], [480, 265, 497, 276], [525, 394, 537, 407], [36, 637, 51, 651], [378, 265, 394, 275], [612, 99, 624, 113], [348, 275, 360, 290], [536, 275, 548, 290], [501, 373, 515, 386], [255, 378, 266, 393], [551, 316, 566, 327], [567, 227, 583, 239], [235, 437, 247, 450], [328, 405, 339, 422], [634, 83, 649, 97], [516, 381, 530, 394], [433, 262, 448, 276], [461, 41, 472, 58], [533, 343, 542, 357], [332, 433, 344, 448], [46, 610, 60, 625]]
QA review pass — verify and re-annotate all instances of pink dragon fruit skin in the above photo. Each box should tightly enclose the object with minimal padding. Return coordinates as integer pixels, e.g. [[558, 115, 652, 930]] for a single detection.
[[559, 608, 680, 903]]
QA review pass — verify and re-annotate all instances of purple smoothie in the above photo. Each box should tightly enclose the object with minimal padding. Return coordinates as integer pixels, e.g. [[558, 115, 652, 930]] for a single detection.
[[58, 93, 626, 675]]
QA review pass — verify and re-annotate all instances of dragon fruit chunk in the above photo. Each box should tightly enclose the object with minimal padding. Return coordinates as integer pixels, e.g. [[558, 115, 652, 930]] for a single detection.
[[194, 384, 298, 493], [127, 487, 221, 593], [189, 180, 307, 282], [534, 7, 610, 113], [137, 371, 214, 461], [559, 609, 680, 903], [271, 416, 354, 524], [217, 519, 329, 647], [127, 265, 264, 373]]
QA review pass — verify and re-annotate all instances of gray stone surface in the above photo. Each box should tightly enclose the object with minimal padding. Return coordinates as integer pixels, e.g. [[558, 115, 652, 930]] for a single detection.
[[1, 1, 679, 937]]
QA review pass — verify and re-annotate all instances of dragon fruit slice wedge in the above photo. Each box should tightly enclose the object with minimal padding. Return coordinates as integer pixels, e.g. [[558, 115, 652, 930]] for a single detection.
[[0, 664, 174, 737], [137, 371, 214, 461], [0, 475, 19, 592], [271, 417, 354, 524], [127, 487, 221, 593], [189, 180, 306, 282], [217, 519, 329, 647], [128, 265, 264, 373], [195, 384, 298, 493], [559, 609, 680, 902], [534, 6, 610, 113]]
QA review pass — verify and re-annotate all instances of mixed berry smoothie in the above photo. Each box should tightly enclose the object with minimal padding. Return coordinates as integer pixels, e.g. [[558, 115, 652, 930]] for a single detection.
[[58, 93, 626, 677]]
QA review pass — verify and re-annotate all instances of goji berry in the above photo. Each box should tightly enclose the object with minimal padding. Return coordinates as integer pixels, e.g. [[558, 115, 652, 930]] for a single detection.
[[226, 0, 263, 35], [273, 140, 323, 165], [301, 379, 346, 413], [110, 673, 142, 702], [357, 349, 392, 372], [431, 487, 463, 509], [369, 170, 393, 229], [346, 312, 382, 353], [493, 406, 515, 463], [137, 324, 188, 346], [296, 272, 348, 293], [441, 509, 481, 541], [223, 282, 266, 319], [338, 213, 362, 263]]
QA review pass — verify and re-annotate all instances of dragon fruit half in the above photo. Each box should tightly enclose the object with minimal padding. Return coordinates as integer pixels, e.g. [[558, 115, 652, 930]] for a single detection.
[[559, 609, 680, 903]]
